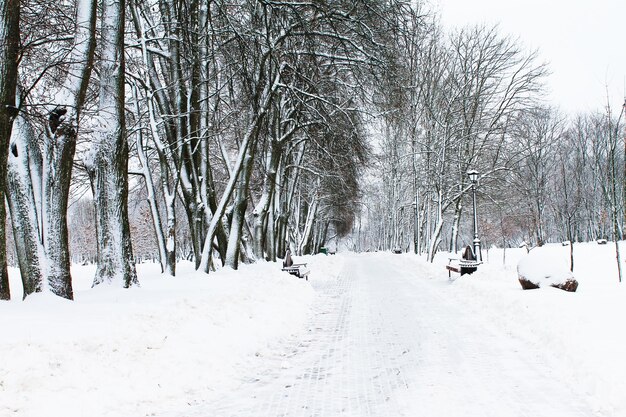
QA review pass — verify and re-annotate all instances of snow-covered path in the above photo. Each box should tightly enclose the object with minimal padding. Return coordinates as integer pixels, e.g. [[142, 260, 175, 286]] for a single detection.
[[180, 254, 595, 417]]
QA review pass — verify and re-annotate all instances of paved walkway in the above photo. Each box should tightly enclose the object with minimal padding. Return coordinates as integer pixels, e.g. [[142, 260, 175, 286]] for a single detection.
[[183, 255, 596, 417]]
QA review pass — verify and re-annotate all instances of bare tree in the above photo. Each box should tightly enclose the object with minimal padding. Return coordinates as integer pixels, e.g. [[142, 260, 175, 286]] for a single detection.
[[605, 100, 625, 282], [6, 0, 97, 299], [509, 107, 564, 247]]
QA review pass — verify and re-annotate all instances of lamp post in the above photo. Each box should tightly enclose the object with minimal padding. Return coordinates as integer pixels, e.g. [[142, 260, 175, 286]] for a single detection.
[[467, 169, 482, 262]]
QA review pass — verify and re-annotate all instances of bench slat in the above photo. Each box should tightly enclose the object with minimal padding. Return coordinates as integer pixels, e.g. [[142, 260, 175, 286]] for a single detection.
[[458, 260, 481, 268], [446, 258, 481, 277], [282, 265, 310, 280]]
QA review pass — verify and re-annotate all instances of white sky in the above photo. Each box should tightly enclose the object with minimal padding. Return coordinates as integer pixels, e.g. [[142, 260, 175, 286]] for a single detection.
[[436, 0, 626, 115]]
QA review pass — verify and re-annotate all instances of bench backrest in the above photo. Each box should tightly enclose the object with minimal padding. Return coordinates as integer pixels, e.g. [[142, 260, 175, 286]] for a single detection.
[[462, 245, 476, 261], [283, 249, 293, 267]]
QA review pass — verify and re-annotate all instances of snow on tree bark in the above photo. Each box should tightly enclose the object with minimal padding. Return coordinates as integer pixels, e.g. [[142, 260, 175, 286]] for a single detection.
[[252, 96, 300, 261], [225, 146, 256, 269], [6, 114, 45, 297], [4, 0, 96, 300], [297, 191, 319, 256], [130, 83, 173, 275], [198, 68, 282, 273], [89, 0, 138, 288], [0, 0, 20, 300], [253, 146, 282, 261], [40, 106, 83, 299]]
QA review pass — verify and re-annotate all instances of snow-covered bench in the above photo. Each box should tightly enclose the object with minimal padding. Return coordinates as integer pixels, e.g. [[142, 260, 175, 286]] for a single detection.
[[281, 249, 310, 280], [446, 258, 481, 276], [282, 263, 310, 280], [446, 246, 481, 277], [446, 259, 461, 275]]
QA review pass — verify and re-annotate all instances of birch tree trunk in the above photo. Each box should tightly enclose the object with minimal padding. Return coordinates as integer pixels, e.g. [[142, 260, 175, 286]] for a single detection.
[[0, 0, 19, 300], [90, 0, 138, 288]]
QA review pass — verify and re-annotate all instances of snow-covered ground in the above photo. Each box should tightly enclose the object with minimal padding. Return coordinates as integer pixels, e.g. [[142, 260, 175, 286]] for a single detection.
[[1, 243, 625, 416], [0, 261, 315, 417]]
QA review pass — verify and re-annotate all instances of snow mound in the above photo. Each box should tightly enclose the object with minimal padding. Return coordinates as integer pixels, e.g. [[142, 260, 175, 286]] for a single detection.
[[517, 247, 573, 287]]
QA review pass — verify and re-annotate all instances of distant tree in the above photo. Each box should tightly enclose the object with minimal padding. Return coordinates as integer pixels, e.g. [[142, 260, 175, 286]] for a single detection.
[[604, 100, 625, 282], [68, 199, 97, 264], [509, 107, 565, 246]]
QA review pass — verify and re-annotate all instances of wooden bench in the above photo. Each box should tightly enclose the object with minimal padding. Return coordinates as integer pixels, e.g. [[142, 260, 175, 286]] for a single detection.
[[446, 260, 461, 275], [282, 249, 310, 280], [282, 263, 310, 280], [446, 258, 481, 277]]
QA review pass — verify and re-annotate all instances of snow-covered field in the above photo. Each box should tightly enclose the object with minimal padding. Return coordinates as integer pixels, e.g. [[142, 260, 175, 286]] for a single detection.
[[1, 243, 625, 416]]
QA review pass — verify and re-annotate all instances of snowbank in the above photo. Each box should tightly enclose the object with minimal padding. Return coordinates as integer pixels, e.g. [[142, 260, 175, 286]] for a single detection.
[[517, 246, 574, 287], [0, 260, 314, 417], [434, 242, 626, 416], [4, 244, 626, 416]]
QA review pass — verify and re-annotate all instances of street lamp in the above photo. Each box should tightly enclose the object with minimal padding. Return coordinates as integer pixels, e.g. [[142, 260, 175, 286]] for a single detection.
[[467, 169, 482, 262]]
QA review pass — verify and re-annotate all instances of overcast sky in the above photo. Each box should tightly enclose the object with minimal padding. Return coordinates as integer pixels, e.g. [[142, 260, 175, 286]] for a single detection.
[[436, 0, 626, 115]]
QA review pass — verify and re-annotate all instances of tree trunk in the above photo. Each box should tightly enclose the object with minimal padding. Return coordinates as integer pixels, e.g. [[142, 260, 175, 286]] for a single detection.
[[225, 146, 256, 269], [5, 0, 95, 299], [41, 116, 76, 298], [297, 192, 318, 256], [131, 83, 169, 275], [449, 197, 462, 253], [0, 0, 20, 300], [6, 115, 44, 297], [253, 140, 282, 260], [130, 0, 179, 274], [267, 195, 277, 261], [198, 68, 282, 273], [90, 0, 138, 288], [164, 194, 176, 276], [277, 143, 305, 257], [428, 189, 444, 262], [39, 0, 96, 298], [428, 218, 443, 263]]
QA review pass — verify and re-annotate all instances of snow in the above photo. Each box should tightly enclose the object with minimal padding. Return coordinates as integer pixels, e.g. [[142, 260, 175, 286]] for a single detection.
[[1, 261, 314, 417], [517, 245, 574, 286], [166, 236, 175, 252], [2, 243, 626, 416], [438, 243, 626, 416]]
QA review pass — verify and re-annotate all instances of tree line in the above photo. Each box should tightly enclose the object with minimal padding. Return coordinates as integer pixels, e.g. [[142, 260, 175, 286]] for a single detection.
[[1, 0, 624, 301], [1, 0, 403, 300], [355, 17, 626, 266]]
